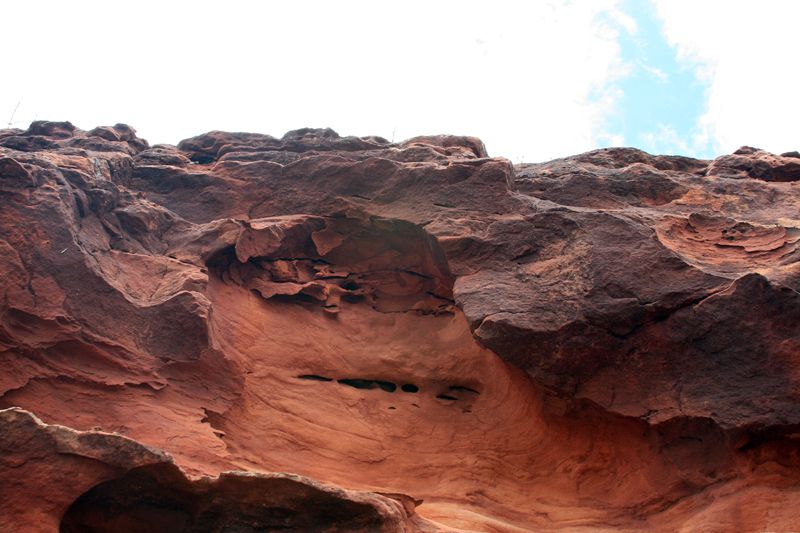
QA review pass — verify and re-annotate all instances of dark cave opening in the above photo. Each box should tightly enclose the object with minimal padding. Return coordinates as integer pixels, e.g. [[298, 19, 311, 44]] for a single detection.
[[60, 464, 386, 533]]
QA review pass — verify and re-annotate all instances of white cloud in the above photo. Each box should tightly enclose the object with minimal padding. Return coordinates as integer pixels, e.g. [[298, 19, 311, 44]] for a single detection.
[[640, 124, 692, 155], [639, 62, 668, 83], [0, 0, 633, 162], [654, 0, 800, 155]]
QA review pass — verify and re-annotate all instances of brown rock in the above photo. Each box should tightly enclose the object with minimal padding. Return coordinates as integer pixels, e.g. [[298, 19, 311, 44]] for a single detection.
[[707, 146, 800, 181], [27, 120, 76, 139], [1, 122, 799, 531], [0, 157, 37, 188], [1, 408, 428, 533]]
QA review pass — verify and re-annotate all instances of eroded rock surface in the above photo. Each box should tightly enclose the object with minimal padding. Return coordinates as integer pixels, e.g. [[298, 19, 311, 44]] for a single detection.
[[0, 408, 426, 533], [1, 121, 799, 531]]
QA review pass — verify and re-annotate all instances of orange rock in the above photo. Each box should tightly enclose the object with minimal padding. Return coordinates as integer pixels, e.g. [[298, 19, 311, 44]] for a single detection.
[[1, 124, 799, 531]]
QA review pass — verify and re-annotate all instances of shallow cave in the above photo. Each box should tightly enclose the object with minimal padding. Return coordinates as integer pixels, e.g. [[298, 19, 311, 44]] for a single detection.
[[60, 464, 386, 533]]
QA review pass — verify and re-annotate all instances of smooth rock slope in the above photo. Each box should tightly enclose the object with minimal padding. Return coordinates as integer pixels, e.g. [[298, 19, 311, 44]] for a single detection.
[[1, 121, 799, 532]]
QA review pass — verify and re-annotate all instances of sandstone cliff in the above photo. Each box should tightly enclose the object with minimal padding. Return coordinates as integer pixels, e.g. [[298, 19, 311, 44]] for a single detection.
[[1, 121, 799, 532]]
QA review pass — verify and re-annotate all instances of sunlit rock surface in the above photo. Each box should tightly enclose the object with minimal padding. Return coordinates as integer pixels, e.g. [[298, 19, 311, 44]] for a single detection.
[[1, 121, 799, 532]]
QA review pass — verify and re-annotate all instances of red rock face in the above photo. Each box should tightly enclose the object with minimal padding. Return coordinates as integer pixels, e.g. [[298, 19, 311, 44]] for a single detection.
[[1, 121, 800, 532]]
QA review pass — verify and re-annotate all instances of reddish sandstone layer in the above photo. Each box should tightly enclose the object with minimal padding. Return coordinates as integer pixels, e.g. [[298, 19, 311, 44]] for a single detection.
[[1, 121, 799, 532]]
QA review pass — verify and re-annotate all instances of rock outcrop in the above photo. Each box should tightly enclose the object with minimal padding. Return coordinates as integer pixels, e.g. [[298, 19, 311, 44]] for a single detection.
[[1, 121, 799, 532]]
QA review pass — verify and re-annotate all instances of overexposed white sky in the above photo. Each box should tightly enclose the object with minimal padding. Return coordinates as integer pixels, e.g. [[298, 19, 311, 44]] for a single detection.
[[1, 1, 797, 162], [654, 0, 800, 157]]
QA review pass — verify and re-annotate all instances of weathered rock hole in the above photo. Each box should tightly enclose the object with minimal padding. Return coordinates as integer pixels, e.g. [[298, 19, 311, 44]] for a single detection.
[[271, 292, 324, 306], [200, 409, 227, 439], [449, 385, 480, 395], [189, 154, 215, 164], [206, 216, 456, 316], [436, 394, 458, 401], [297, 374, 333, 382], [341, 280, 360, 291], [338, 378, 376, 390], [401, 384, 419, 393], [337, 379, 397, 392], [376, 381, 397, 392]]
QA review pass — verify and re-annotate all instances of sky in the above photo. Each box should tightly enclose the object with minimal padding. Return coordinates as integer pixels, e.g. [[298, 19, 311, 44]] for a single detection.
[[1, 1, 798, 163]]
